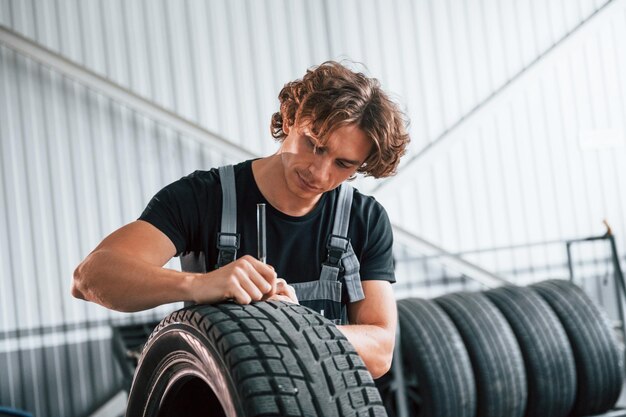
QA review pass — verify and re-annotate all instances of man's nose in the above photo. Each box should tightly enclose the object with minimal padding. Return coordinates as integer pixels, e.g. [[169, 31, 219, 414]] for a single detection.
[[309, 154, 332, 181]]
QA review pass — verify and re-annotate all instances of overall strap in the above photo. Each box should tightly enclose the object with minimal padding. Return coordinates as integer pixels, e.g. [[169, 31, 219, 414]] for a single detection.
[[319, 184, 365, 303], [216, 165, 240, 268]]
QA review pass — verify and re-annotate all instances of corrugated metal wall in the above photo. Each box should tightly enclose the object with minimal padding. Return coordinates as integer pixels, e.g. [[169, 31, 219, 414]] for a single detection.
[[1, 0, 625, 415]]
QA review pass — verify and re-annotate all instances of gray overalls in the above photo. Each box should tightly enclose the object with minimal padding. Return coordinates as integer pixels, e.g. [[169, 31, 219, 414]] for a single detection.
[[181, 165, 365, 325]]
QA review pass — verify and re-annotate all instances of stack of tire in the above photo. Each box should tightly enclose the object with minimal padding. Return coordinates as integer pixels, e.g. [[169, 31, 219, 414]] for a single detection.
[[396, 279, 625, 417]]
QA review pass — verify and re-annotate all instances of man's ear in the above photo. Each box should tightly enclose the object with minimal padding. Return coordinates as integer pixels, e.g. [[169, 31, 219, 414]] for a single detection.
[[282, 121, 290, 135]]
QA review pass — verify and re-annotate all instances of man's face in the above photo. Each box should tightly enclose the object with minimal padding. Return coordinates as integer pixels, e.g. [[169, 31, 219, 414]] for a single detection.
[[279, 121, 373, 201]]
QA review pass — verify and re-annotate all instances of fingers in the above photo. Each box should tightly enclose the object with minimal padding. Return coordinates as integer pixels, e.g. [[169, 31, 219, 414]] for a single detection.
[[285, 283, 298, 303], [276, 278, 287, 294], [220, 256, 278, 304], [258, 259, 278, 293], [229, 282, 253, 305], [275, 278, 298, 303], [241, 255, 278, 293]]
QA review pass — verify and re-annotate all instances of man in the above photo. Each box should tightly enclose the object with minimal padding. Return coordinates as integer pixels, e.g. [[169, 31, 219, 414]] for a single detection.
[[72, 61, 410, 379]]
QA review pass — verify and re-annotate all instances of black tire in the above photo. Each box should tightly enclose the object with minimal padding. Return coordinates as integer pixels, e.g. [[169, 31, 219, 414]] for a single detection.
[[530, 279, 624, 416], [126, 301, 387, 417], [485, 285, 576, 417], [397, 298, 476, 417], [435, 292, 527, 417]]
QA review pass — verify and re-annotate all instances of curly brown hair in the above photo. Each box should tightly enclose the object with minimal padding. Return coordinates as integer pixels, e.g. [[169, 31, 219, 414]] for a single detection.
[[271, 61, 410, 178]]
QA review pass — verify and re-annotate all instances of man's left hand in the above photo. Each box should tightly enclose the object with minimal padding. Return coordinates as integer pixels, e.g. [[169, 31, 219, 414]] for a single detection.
[[266, 278, 299, 304]]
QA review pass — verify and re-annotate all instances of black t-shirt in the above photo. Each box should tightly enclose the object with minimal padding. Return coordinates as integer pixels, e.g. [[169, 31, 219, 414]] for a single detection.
[[139, 160, 395, 296]]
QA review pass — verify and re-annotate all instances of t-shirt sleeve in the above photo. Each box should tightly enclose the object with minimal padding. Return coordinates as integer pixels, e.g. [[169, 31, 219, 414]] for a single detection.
[[138, 172, 206, 256], [358, 202, 396, 283]]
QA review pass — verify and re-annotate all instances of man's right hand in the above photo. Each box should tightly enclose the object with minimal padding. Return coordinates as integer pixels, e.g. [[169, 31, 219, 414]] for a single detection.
[[188, 255, 278, 305]]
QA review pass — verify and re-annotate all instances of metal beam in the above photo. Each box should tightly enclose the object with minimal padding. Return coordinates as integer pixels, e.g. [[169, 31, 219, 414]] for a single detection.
[[0, 24, 257, 161], [392, 224, 512, 289]]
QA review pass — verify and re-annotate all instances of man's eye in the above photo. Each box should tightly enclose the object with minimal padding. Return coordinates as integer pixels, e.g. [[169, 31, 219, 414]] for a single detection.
[[336, 161, 350, 169]]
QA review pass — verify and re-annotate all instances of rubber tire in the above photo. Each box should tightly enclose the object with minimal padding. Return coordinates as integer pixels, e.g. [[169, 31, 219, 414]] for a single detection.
[[435, 292, 527, 417], [530, 279, 624, 416], [485, 285, 576, 417], [126, 301, 387, 417], [397, 298, 476, 417]]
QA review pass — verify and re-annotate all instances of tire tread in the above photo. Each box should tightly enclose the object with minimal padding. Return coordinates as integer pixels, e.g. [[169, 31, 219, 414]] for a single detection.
[[136, 301, 384, 417]]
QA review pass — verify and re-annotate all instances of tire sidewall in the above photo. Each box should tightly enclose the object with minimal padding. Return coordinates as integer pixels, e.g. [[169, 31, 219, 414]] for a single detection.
[[127, 322, 243, 417]]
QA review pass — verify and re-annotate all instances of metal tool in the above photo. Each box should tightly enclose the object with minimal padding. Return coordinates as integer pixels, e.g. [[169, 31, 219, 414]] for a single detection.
[[257, 203, 266, 263]]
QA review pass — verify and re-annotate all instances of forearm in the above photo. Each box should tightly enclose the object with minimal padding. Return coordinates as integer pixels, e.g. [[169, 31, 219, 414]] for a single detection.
[[72, 249, 193, 312], [336, 323, 395, 379]]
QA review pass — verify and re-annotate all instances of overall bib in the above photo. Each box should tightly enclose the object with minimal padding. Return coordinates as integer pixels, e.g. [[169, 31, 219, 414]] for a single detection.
[[181, 165, 365, 324]]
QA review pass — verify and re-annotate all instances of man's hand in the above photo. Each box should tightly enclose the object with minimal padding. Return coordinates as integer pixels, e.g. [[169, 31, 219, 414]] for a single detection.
[[189, 255, 278, 305], [266, 278, 299, 304]]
